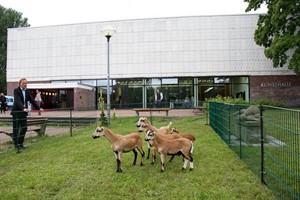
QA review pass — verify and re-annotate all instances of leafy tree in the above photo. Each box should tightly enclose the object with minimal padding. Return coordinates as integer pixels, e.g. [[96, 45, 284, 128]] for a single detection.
[[0, 5, 29, 93], [244, 0, 300, 75]]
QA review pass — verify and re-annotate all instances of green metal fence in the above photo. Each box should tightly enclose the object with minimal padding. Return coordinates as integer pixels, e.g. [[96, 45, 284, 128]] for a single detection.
[[209, 102, 300, 200]]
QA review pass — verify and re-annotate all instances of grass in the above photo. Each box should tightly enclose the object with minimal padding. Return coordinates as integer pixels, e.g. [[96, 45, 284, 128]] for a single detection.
[[0, 116, 275, 200]]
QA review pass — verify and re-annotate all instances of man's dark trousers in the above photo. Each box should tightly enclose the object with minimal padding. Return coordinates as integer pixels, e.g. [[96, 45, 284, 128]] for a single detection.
[[12, 112, 27, 147]]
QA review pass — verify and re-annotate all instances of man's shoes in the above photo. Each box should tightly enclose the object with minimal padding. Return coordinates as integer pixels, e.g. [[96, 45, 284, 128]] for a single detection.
[[20, 145, 29, 149], [15, 145, 29, 150]]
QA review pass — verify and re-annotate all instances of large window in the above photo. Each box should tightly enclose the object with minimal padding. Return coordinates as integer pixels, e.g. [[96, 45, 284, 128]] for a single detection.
[[112, 79, 143, 108], [198, 76, 249, 101], [95, 76, 249, 109]]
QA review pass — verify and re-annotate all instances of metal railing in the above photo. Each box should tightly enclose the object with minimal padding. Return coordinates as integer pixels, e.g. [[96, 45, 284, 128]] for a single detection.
[[209, 102, 300, 200]]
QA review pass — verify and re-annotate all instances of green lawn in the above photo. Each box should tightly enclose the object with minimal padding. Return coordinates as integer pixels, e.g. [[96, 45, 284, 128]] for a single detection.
[[0, 116, 275, 200]]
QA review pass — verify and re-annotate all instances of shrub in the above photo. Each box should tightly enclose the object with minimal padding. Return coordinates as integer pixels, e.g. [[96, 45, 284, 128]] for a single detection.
[[98, 89, 108, 127], [207, 95, 284, 107]]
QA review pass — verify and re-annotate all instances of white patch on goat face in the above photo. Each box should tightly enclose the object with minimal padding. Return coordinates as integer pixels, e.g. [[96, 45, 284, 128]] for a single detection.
[[138, 123, 148, 132], [145, 130, 155, 141], [170, 127, 179, 134], [136, 117, 147, 128], [139, 117, 147, 123], [92, 127, 104, 138]]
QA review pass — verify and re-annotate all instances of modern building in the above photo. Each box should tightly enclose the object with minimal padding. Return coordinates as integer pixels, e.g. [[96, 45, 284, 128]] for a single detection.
[[6, 14, 300, 109]]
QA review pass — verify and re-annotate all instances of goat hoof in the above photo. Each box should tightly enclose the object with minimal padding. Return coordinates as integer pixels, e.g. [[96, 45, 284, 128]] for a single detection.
[[190, 168, 193, 171], [181, 167, 186, 170], [160, 170, 164, 173]]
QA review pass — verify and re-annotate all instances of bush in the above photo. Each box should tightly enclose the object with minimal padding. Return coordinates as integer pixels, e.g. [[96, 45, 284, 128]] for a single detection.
[[207, 95, 284, 107]]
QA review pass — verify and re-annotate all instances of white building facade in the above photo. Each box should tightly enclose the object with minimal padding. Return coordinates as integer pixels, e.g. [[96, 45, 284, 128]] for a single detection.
[[6, 14, 299, 109]]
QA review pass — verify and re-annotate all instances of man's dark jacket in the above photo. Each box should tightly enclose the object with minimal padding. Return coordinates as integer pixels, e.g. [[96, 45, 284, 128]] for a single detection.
[[11, 87, 40, 115]]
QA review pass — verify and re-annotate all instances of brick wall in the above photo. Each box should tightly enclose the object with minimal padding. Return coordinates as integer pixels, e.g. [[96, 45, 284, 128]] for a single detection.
[[250, 75, 300, 107], [74, 88, 95, 110]]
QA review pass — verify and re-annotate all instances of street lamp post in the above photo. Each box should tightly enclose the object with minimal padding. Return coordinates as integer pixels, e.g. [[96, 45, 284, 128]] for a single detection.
[[101, 26, 116, 126]]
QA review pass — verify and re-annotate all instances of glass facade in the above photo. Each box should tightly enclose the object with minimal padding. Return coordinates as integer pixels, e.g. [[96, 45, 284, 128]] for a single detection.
[[89, 76, 249, 109]]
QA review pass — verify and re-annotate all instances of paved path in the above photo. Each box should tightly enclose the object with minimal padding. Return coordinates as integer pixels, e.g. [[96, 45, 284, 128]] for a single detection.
[[0, 109, 199, 118], [0, 109, 203, 145]]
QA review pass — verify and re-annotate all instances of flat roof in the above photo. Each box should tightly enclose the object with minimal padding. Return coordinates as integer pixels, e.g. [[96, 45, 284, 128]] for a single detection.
[[27, 83, 94, 90]]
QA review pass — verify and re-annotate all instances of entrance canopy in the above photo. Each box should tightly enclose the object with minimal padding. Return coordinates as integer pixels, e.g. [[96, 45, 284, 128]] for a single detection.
[[27, 83, 94, 90]]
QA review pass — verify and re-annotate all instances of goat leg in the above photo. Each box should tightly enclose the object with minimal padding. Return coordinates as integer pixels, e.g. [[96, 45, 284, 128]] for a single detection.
[[146, 142, 151, 159], [169, 155, 175, 162], [132, 149, 137, 165], [116, 159, 122, 172], [138, 148, 145, 166], [115, 151, 123, 173], [152, 148, 157, 164], [160, 154, 166, 172], [147, 148, 151, 159], [182, 158, 189, 170], [189, 155, 194, 170]]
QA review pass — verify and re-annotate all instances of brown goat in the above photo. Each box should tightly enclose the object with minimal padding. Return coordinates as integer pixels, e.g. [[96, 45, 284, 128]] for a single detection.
[[137, 122, 183, 163], [92, 127, 145, 173], [170, 128, 196, 142], [169, 127, 196, 162], [136, 117, 172, 134], [145, 130, 194, 172], [136, 117, 172, 160]]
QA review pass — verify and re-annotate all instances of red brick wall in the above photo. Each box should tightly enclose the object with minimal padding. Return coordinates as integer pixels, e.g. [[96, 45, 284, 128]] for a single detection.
[[6, 82, 18, 96], [250, 75, 300, 107], [7, 81, 50, 96], [7, 81, 95, 110], [73, 88, 95, 110]]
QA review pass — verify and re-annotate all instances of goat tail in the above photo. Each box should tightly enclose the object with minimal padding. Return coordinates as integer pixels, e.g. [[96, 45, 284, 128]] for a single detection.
[[190, 142, 194, 154], [167, 122, 173, 128]]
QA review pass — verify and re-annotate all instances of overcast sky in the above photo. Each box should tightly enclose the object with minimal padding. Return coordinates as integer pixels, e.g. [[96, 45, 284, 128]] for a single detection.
[[0, 0, 267, 27]]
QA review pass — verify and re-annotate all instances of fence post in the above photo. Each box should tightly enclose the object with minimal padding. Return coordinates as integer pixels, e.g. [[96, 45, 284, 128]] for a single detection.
[[260, 105, 265, 184], [205, 101, 209, 125], [238, 106, 242, 159], [70, 108, 73, 137], [228, 104, 231, 147], [150, 102, 153, 125]]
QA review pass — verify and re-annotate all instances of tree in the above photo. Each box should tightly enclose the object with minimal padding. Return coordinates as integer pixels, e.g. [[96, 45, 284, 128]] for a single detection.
[[0, 5, 30, 93], [244, 0, 300, 75]]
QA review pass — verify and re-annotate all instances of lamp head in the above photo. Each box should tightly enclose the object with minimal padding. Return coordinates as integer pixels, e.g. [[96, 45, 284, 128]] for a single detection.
[[101, 26, 116, 38]]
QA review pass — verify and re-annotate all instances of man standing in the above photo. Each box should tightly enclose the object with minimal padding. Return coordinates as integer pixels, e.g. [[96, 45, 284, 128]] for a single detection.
[[155, 88, 163, 108], [11, 78, 44, 150], [35, 90, 42, 115], [0, 93, 6, 114]]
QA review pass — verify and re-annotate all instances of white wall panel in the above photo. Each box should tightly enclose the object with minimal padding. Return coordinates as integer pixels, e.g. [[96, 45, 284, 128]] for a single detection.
[[7, 14, 295, 82]]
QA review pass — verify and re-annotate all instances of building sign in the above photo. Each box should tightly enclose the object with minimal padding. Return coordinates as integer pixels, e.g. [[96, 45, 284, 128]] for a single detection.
[[260, 82, 292, 88]]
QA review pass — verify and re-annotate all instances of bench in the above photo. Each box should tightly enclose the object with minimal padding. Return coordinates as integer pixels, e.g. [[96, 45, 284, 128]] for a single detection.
[[0, 118, 48, 138], [193, 106, 208, 114], [192, 106, 207, 113], [132, 108, 171, 116]]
